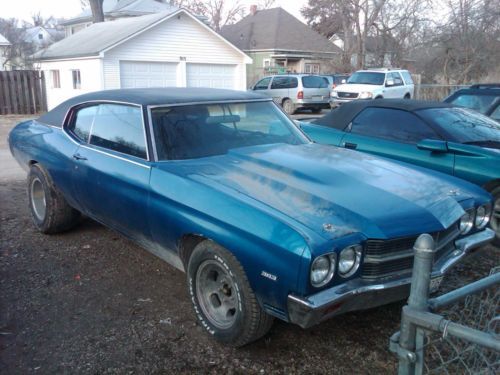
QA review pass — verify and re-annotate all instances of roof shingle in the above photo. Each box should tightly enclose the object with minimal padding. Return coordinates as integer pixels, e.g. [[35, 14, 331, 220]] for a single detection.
[[221, 8, 341, 54]]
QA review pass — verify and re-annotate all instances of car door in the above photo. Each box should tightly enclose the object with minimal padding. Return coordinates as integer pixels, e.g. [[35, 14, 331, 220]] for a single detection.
[[252, 77, 272, 97], [340, 107, 455, 174], [270, 76, 292, 105], [67, 102, 152, 241], [391, 72, 406, 97], [384, 73, 399, 98]]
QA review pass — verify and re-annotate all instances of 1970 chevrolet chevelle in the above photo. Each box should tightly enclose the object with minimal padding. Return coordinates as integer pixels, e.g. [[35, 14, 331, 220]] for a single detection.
[[9, 88, 495, 346]]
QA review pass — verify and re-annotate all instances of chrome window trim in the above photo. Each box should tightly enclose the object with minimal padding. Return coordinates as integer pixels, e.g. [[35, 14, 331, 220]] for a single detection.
[[80, 144, 151, 169], [147, 107, 159, 162], [62, 99, 150, 161]]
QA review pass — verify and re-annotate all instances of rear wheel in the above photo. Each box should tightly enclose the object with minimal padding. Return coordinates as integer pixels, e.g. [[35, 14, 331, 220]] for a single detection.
[[28, 164, 80, 234], [404, 93, 411, 99], [490, 185, 500, 246], [282, 99, 295, 115], [187, 240, 273, 347]]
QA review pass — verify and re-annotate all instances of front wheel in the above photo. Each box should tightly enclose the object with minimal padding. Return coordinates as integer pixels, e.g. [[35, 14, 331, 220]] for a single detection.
[[490, 186, 500, 246], [187, 241, 273, 347]]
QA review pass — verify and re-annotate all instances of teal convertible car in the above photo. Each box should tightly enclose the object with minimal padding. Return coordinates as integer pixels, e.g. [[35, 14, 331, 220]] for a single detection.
[[299, 100, 500, 244]]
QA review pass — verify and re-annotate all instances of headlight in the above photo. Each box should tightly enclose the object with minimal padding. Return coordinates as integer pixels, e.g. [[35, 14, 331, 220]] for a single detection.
[[459, 210, 474, 234], [338, 245, 362, 278], [359, 92, 373, 99], [310, 254, 336, 287], [475, 204, 491, 229], [331, 90, 338, 98]]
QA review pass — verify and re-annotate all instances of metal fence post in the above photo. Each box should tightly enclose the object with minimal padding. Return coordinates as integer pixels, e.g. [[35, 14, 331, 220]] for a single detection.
[[398, 234, 435, 375]]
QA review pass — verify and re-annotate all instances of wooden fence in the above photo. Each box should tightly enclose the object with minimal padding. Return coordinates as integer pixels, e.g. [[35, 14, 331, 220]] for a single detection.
[[0, 70, 47, 115]]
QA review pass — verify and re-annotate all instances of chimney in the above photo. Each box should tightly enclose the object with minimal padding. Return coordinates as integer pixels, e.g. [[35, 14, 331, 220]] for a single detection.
[[250, 5, 258, 15]]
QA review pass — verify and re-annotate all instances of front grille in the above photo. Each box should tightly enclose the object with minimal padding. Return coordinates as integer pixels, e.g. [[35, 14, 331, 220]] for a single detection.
[[337, 92, 359, 98], [362, 223, 460, 279]]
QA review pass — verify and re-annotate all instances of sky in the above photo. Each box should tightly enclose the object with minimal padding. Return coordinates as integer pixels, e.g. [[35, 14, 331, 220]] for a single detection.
[[0, 0, 308, 23]]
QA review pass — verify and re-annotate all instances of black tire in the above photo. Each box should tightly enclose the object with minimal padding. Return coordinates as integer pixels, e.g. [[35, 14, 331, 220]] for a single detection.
[[282, 99, 295, 115], [375, 96, 383, 99], [27, 164, 80, 234], [490, 185, 500, 246], [404, 93, 411, 99], [311, 107, 322, 113], [187, 240, 274, 347]]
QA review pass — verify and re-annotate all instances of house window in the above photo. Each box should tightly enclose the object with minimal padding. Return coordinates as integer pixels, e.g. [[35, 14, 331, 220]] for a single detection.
[[38, 33, 43, 40], [72, 69, 81, 89], [50, 70, 60, 88], [263, 58, 271, 68], [304, 63, 320, 74]]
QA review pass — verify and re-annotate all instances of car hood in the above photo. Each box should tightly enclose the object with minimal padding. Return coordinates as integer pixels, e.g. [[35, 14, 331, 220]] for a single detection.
[[335, 83, 381, 93], [162, 143, 485, 242]]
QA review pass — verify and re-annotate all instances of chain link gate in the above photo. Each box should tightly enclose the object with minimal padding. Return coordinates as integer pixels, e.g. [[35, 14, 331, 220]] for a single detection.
[[389, 234, 499, 374]]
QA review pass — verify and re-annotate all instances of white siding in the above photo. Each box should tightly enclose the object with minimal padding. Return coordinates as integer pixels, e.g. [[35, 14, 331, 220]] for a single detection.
[[40, 58, 102, 110], [103, 13, 247, 90]]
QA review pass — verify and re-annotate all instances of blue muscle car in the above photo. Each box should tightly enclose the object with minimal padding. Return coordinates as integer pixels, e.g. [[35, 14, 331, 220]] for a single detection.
[[8, 88, 495, 346]]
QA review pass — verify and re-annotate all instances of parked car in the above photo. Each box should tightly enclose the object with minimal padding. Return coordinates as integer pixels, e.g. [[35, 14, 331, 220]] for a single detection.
[[330, 68, 414, 107], [444, 84, 500, 121], [9, 89, 494, 346], [250, 74, 330, 114], [322, 73, 350, 90], [299, 99, 500, 244]]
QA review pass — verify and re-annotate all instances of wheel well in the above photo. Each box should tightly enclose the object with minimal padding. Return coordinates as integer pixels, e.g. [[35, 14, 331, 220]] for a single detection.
[[483, 179, 500, 193], [178, 234, 207, 268], [404, 93, 411, 98], [281, 97, 291, 105], [375, 95, 383, 99]]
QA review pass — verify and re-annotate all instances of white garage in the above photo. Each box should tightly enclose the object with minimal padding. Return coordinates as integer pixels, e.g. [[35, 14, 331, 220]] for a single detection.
[[36, 9, 251, 109], [187, 63, 237, 89], [120, 61, 178, 88]]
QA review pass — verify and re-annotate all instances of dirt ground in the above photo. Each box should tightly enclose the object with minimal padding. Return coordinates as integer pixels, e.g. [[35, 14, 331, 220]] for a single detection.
[[0, 115, 498, 374]]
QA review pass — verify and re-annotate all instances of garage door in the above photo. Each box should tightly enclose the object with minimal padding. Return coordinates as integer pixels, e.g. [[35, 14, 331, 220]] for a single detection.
[[187, 63, 236, 89], [120, 61, 177, 88]]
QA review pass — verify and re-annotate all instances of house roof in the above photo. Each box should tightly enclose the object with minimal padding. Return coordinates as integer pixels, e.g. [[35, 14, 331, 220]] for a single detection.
[[60, 0, 176, 26], [23, 26, 64, 43], [38, 88, 269, 127], [221, 7, 341, 54], [0, 33, 11, 46], [35, 9, 250, 62]]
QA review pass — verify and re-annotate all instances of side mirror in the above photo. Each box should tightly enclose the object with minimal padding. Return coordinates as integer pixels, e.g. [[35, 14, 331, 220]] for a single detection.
[[385, 79, 395, 87], [417, 139, 448, 153]]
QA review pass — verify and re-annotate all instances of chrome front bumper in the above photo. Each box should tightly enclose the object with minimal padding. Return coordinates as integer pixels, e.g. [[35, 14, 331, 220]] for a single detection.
[[287, 229, 495, 329]]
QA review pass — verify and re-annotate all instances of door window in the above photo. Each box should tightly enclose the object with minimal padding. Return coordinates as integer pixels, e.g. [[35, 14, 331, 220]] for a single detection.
[[254, 77, 271, 90], [350, 107, 439, 143], [68, 105, 97, 142], [89, 104, 147, 159], [271, 76, 298, 89]]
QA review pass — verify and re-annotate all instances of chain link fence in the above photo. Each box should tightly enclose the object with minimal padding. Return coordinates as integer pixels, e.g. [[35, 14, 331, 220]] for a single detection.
[[422, 267, 499, 374], [390, 235, 499, 375]]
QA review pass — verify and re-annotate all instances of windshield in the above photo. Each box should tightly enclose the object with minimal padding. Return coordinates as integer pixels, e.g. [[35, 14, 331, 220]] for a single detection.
[[448, 94, 498, 114], [347, 72, 385, 85], [151, 101, 307, 160], [418, 107, 500, 145]]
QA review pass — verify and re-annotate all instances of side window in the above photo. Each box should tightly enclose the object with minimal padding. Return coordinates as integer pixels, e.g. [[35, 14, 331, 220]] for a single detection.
[[490, 104, 500, 121], [254, 77, 271, 90], [302, 76, 328, 88], [392, 72, 403, 86], [350, 108, 439, 143], [89, 104, 147, 159], [271, 77, 298, 89], [69, 105, 98, 142]]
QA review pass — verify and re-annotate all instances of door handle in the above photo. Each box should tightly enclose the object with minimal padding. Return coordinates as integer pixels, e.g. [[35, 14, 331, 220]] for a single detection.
[[73, 153, 87, 161], [343, 142, 358, 150]]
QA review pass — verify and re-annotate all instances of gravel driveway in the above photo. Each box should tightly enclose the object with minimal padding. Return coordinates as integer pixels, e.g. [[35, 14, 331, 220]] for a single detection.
[[1, 115, 497, 374]]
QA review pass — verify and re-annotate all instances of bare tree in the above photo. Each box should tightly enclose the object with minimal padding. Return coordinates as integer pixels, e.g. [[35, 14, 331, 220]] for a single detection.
[[259, 0, 277, 9], [89, 0, 105, 23]]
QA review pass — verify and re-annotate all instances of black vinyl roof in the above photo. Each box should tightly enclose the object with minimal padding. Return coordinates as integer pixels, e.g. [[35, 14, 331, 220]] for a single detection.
[[38, 88, 269, 127], [313, 99, 454, 129]]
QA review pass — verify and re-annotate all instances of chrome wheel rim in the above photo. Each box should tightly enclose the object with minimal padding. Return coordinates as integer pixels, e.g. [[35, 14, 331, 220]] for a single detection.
[[195, 260, 239, 329], [30, 177, 46, 221], [492, 196, 500, 236]]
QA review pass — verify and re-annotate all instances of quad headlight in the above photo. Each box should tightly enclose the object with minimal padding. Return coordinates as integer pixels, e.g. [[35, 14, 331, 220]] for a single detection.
[[475, 204, 491, 229], [459, 210, 474, 235], [338, 245, 363, 277], [310, 254, 336, 287], [359, 92, 373, 99]]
